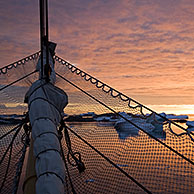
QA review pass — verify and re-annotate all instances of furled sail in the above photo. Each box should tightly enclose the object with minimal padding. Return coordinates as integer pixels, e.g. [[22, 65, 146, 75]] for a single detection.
[[24, 46, 68, 194]]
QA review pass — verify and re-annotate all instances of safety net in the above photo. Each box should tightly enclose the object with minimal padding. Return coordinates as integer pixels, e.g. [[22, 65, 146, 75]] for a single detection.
[[0, 52, 194, 193], [0, 52, 39, 194]]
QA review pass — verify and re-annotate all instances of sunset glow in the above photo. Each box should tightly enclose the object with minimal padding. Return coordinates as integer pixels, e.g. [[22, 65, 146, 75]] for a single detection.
[[1, 0, 194, 115], [149, 104, 194, 115]]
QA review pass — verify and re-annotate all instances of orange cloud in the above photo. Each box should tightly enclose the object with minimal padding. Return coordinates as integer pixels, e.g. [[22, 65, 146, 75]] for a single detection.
[[1, 0, 194, 112]]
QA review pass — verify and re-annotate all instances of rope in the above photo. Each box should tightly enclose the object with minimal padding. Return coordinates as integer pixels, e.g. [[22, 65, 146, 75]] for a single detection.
[[12, 139, 28, 194], [0, 70, 37, 92], [38, 172, 64, 184], [0, 123, 23, 140], [56, 72, 194, 166], [31, 117, 56, 128], [0, 124, 23, 193], [0, 114, 29, 193], [66, 125, 152, 194], [0, 125, 23, 166], [25, 80, 68, 192], [55, 56, 191, 134], [59, 121, 85, 173], [35, 149, 61, 159], [0, 51, 40, 75], [0, 139, 14, 193], [28, 97, 61, 117], [58, 129, 77, 194]]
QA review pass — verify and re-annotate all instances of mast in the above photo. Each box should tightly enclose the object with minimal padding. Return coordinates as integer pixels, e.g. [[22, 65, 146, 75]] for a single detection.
[[24, 1, 68, 193], [39, 0, 44, 79], [39, 0, 51, 82]]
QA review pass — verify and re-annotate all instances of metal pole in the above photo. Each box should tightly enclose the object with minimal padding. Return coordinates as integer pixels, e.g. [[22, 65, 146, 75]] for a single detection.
[[39, 0, 49, 81], [45, 0, 50, 82], [39, 0, 44, 79]]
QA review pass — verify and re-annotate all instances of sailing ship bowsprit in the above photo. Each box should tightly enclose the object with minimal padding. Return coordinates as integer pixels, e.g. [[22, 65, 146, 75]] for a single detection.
[[0, 0, 194, 193], [24, 45, 68, 193], [24, 0, 68, 193]]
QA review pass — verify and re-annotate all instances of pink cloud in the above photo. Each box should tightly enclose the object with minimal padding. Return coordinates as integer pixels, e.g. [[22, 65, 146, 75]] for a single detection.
[[1, 0, 194, 108]]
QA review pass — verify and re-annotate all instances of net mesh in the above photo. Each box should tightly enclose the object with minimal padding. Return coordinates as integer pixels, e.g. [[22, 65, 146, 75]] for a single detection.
[[0, 52, 39, 194], [0, 52, 39, 115], [0, 124, 27, 194], [54, 56, 194, 193], [0, 52, 194, 193]]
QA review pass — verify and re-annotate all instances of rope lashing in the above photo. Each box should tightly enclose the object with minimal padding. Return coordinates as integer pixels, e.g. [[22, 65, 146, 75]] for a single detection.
[[59, 120, 86, 173], [56, 72, 194, 166], [0, 113, 31, 193], [58, 121, 77, 194], [65, 125, 152, 194], [54, 55, 191, 134]]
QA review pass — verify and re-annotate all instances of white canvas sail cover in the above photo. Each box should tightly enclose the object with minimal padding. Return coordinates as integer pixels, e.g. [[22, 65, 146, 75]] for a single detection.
[[25, 80, 68, 194], [25, 45, 68, 193], [36, 45, 56, 84]]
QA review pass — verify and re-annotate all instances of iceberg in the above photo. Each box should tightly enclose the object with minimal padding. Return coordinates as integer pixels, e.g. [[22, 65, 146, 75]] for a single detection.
[[114, 112, 166, 140], [166, 114, 188, 120], [186, 121, 194, 128]]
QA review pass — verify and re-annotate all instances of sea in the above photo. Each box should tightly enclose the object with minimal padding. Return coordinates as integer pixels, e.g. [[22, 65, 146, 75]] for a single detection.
[[63, 120, 194, 193], [0, 114, 194, 193]]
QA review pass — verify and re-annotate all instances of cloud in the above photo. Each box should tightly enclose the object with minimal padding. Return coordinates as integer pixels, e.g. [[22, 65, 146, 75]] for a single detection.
[[0, 0, 39, 65], [1, 0, 194, 107], [0, 104, 6, 109]]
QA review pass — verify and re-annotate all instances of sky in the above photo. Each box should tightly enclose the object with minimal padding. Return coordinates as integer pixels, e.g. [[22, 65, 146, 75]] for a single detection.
[[1, 0, 194, 114]]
